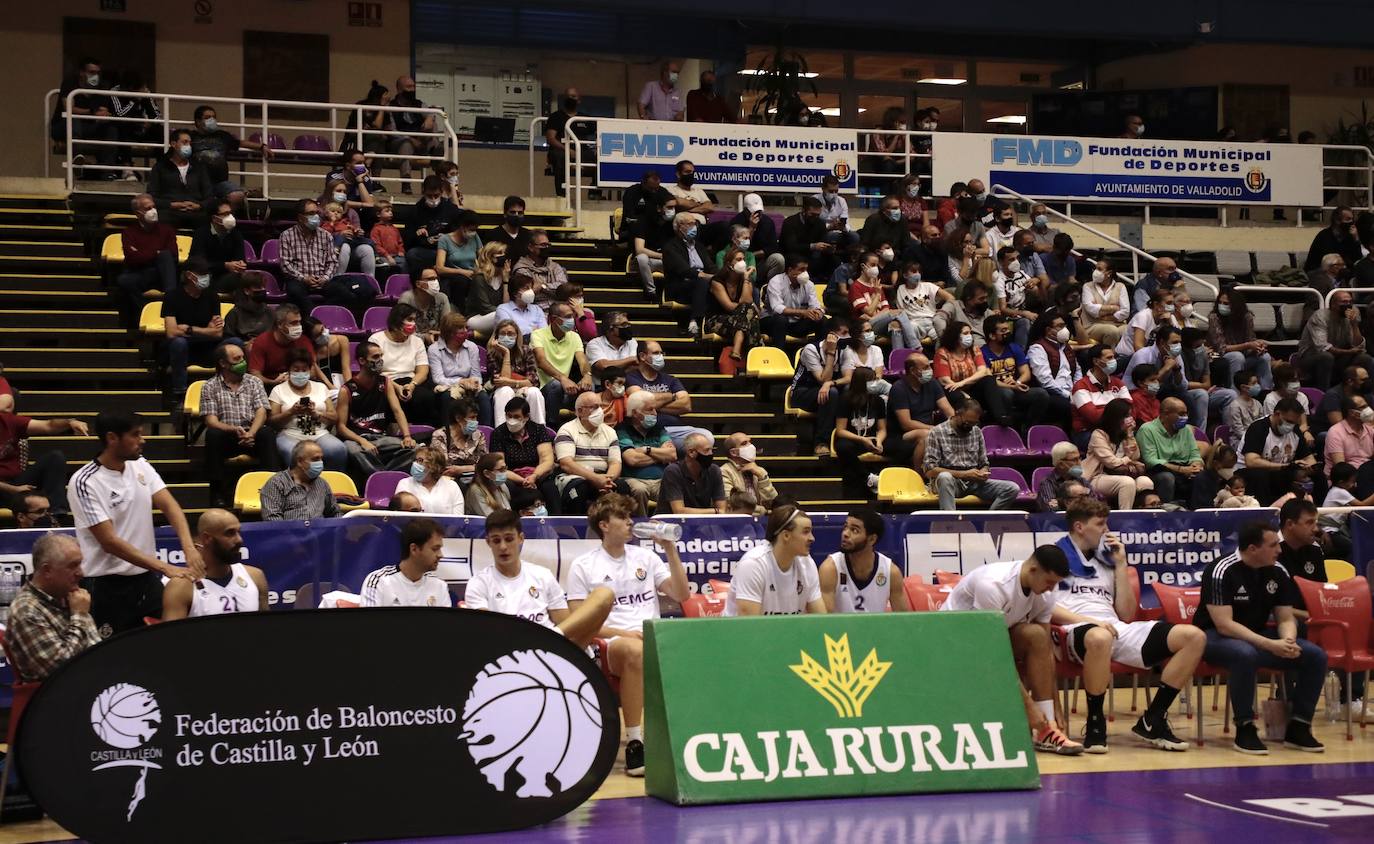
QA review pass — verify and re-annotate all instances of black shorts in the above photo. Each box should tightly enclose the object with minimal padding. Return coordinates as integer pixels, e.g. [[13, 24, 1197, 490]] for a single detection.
[[82, 571, 164, 638]]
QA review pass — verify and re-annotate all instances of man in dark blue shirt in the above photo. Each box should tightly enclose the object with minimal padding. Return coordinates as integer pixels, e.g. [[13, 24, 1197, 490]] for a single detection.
[[885, 353, 955, 470]]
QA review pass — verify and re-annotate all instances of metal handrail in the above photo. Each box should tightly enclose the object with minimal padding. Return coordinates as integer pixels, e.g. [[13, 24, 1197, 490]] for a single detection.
[[1324, 286, 1374, 308]]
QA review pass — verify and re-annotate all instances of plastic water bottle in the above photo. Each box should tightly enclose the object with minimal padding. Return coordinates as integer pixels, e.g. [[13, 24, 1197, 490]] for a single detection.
[[633, 521, 682, 542], [1326, 672, 1342, 723]]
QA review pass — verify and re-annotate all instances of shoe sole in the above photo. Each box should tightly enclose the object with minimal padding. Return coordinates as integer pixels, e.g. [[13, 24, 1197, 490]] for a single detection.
[[1134, 733, 1189, 751], [625, 766, 645, 777], [1035, 743, 1085, 756], [1232, 743, 1269, 755], [1282, 741, 1326, 753], [1083, 744, 1108, 755]]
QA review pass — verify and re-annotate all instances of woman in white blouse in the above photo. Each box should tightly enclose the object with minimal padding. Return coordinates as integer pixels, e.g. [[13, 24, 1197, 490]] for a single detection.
[[368, 302, 436, 425], [394, 445, 465, 515], [267, 349, 348, 470], [838, 318, 887, 388]]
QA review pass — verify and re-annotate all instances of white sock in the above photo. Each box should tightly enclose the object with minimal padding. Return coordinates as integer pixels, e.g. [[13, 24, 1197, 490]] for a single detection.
[[626, 725, 643, 742], [1034, 700, 1055, 726]]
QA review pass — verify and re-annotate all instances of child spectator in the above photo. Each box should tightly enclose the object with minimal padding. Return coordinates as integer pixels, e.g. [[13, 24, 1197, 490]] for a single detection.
[[369, 199, 406, 273]]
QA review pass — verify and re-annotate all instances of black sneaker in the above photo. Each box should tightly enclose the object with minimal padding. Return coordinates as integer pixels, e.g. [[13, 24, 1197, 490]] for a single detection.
[[1283, 721, 1326, 753], [625, 739, 645, 777], [1233, 722, 1269, 755], [1082, 716, 1108, 754], [1132, 714, 1189, 751]]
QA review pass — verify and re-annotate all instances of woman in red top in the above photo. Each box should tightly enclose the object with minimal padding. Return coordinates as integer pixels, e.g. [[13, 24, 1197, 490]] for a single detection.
[[896, 174, 927, 235], [933, 320, 992, 409]]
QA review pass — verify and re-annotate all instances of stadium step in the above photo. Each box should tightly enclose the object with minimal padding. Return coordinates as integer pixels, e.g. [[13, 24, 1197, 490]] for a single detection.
[[0, 223, 85, 243], [0, 274, 105, 295], [16, 389, 166, 414], [0, 240, 86, 258], [0, 255, 98, 274], [0, 195, 70, 211], [2, 364, 149, 385], [0, 308, 121, 329], [37, 434, 183, 461], [0, 327, 131, 348], [771, 477, 844, 500], [0, 346, 141, 368]]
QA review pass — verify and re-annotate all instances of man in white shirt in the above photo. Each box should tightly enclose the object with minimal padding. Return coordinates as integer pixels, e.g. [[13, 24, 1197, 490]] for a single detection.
[[162, 508, 268, 619], [815, 175, 859, 249], [940, 545, 1085, 756], [762, 256, 825, 347], [468, 508, 611, 646], [585, 311, 638, 384], [69, 409, 204, 637], [360, 518, 453, 607], [566, 493, 690, 777], [818, 508, 908, 613]]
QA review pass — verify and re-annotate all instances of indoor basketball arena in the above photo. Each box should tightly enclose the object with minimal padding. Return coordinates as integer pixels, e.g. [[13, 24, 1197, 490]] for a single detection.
[[0, 1, 1372, 842]]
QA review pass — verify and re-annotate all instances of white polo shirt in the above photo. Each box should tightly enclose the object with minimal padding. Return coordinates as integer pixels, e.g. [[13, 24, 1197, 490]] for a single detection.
[[69, 457, 167, 577], [567, 543, 668, 633], [465, 563, 567, 630], [939, 559, 1055, 627]]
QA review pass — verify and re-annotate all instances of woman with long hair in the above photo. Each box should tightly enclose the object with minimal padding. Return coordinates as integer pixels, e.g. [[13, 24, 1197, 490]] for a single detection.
[[464, 452, 512, 516], [1207, 287, 1273, 390], [933, 319, 992, 408], [486, 318, 547, 427], [834, 366, 887, 496], [723, 502, 826, 616], [1081, 397, 1153, 509], [367, 301, 435, 425], [466, 241, 510, 335], [705, 246, 761, 367]]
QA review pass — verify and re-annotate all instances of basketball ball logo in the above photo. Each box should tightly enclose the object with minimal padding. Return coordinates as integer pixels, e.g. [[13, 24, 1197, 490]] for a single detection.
[[460, 649, 603, 798], [92, 683, 160, 749]]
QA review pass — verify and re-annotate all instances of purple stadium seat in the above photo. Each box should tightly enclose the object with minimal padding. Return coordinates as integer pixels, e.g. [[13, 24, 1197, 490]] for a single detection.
[[293, 134, 331, 152], [477, 346, 489, 372], [334, 273, 382, 296], [381, 274, 411, 303], [887, 348, 913, 377], [545, 426, 557, 440], [259, 239, 281, 265], [309, 305, 360, 336], [409, 425, 435, 440], [241, 269, 286, 303], [348, 341, 360, 374], [990, 467, 1035, 504], [363, 471, 407, 509], [478, 425, 493, 449], [1031, 466, 1054, 495], [1299, 387, 1324, 410], [1026, 424, 1068, 456], [361, 306, 392, 334], [1191, 426, 1209, 443], [1213, 423, 1231, 446], [242, 241, 258, 263], [981, 425, 1026, 457]]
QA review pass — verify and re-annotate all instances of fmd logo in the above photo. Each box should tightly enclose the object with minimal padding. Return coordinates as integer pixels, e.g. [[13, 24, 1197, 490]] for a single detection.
[[991, 137, 1083, 166], [601, 132, 685, 158]]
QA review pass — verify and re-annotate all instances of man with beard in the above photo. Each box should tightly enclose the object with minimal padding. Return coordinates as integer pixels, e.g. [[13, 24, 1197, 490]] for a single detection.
[[817, 508, 908, 613], [162, 508, 268, 619]]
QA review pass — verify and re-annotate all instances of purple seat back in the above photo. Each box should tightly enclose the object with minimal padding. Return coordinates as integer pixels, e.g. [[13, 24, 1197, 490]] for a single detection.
[[293, 134, 331, 152], [409, 425, 435, 440], [242, 241, 258, 262], [259, 239, 281, 264], [545, 426, 557, 440], [361, 306, 392, 334], [887, 348, 913, 377], [363, 471, 407, 509], [309, 305, 359, 334], [478, 425, 493, 449], [242, 269, 286, 303], [382, 274, 411, 302], [335, 273, 382, 295], [1299, 387, 1324, 410], [477, 346, 489, 372], [250, 132, 288, 151], [1213, 424, 1231, 446], [348, 341, 360, 373], [1031, 466, 1055, 493], [989, 466, 1031, 494], [1026, 424, 1068, 456], [1191, 425, 1209, 443], [981, 425, 1026, 456]]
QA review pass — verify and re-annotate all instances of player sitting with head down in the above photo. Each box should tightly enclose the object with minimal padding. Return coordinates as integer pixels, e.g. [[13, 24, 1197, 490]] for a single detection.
[[163, 508, 268, 619], [724, 502, 828, 617], [818, 507, 908, 612], [1051, 498, 1204, 753], [469, 508, 613, 646], [360, 518, 453, 607]]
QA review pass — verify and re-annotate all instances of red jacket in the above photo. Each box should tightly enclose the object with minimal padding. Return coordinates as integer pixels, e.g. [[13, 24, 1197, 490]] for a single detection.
[[121, 221, 177, 268]]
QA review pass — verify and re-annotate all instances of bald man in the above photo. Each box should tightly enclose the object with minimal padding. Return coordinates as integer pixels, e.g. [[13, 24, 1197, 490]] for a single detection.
[[1136, 397, 1203, 505], [163, 509, 269, 619], [655, 432, 725, 515], [389, 491, 422, 512]]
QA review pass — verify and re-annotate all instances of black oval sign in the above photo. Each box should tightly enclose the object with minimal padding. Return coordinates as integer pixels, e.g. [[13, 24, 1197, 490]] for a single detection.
[[16, 608, 620, 843]]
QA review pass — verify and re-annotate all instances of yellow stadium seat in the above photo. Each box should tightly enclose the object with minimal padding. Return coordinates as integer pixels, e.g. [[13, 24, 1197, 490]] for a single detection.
[[783, 386, 813, 420], [176, 235, 192, 262], [139, 301, 165, 335], [661, 290, 690, 312], [830, 428, 885, 463], [814, 282, 826, 305], [183, 381, 206, 417], [233, 471, 275, 515], [321, 471, 369, 511], [877, 468, 930, 504], [1325, 559, 1357, 583], [100, 233, 124, 263], [220, 301, 233, 319], [612, 207, 623, 238], [745, 346, 793, 380]]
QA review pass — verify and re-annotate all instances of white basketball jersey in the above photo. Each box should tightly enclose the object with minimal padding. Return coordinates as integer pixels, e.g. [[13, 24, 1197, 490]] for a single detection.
[[724, 545, 821, 616], [827, 552, 893, 613], [189, 563, 260, 616], [464, 563, 568, 630], [1056, 541, 1118, 622]]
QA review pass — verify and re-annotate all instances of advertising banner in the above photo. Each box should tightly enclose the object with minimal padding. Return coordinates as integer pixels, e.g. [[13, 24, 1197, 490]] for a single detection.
[[16, 609, 620, 843], [642, 612, 1038, 805], [595, 118, 860, 192], [932, 132, 1323, 206]]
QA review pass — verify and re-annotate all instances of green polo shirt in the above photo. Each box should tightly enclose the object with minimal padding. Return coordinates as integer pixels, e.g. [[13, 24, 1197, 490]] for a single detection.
[[616, 421, 671, 480], [1136, 418, 1202, 468]]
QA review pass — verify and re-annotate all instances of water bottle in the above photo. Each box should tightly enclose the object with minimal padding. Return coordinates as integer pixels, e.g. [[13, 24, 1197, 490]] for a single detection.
[[1325, 672, 1342, 723], [633, 521, 682, 542]]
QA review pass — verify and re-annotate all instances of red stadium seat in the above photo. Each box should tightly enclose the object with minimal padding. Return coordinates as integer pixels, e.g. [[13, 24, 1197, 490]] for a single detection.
[[903, 579, 951, 611], [681, 593, 726, 617], [591, 638, 621, 695], [1294, 576, 1373, 740], [707, 578, 731, 599], [1154, 582, 1229, 746], [933, 569, 961, 585]]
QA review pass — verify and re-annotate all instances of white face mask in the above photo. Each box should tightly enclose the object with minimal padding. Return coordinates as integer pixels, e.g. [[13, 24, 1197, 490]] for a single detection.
[[879, 248, 895, 261], [507, 418, 526, 433], [1134, 123, 1146, 136], [737, 443, 756, 462], [1091, 269, 1106, 284], [142, 208, 158, 224], [1179, 303, 1194, 317], [1361, 407, 1374, 423], [863, 264, 880, 279], [732, 260, 748, 275], [586, 408, 605, 428], [218, 213, 236, 230], [1055, 327, 1071, 344], [796, 271, 811, 284], [421, 279, 440, 294], [609, 383, 625, 398], [286, 324, 303, 339], [519, 289, 536, 305], [1006, 260, 1021, 274]]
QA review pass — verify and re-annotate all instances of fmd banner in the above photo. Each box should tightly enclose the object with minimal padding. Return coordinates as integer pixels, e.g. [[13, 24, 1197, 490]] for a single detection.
[[595, 119, 860, 192], [933, 132, 1323, 206]]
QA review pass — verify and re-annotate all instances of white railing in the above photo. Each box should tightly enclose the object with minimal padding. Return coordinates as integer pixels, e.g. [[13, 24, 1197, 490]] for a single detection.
[[56, 89, 458, 199], [1324, 286, 1374, 307]]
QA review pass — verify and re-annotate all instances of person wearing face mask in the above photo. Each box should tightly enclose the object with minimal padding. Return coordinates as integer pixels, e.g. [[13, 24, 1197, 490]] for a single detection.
[[895, 175, 928, 235], [279, 198, 353, 317], [513, 230, 570, 308], [991, 246, 1037, 350], [342, 81, 395, 163], [885, 353, 957, 472], [1318, 365, 1374, 436], [727, 195, 783, 280], [863, 107, 908, 184], [1026, 203, 1060, 253], [395, 446, 465, 516], [388, 75, 439, 193], [1132, 256, 1181, 315], [1083, 398, 1154, 510], [656, 432, 725, 515], [336, 342, 419, 477], [638, 61, 685, 121], [496, 274, 550, 339], [1324, 395, 1374, 485], [848, 250, 917, 350], [200, 342, 278, 505], [465, 242, 510, 335], [587, 311, 639, 384], [487, 195, 531, 257], [859, 196, 914, 257], [965, 179, 1006, 225], [190, 199, 247, 291], [368, 303, 436, 426], [404, 175, 463, 271], [161, 258, 227, 395], [833, 367, 888, 497], [324, 149, 382, 210], [146, 129, 212, 228], [933, 320, 994, 412], [632, 198, 678, 298], [706, 248, 762, 371], [428, 312, 491, 427], [1122, 325, 1207, 429], [490, 396, 557, 514], [163, 509, 268, 619], [934, 279, 993, 347], [486, 319, 547, 428], [369, 198, 407, 274], [780, 195, 835, 275], [1297, 289, 1374, 389], [1136, 397, 1204, 505], [531, 301, 593, 414], [397, 268, 453, 344], [984, 208, 1020, 260], [434, 209, 483, 303], [620, 170, 672, 240], [10, 491, 59, 531], [115, 193, 179, 328], [53, 57, 117, 178], [625, 340, 711, 452], [260, 440, 341, 521], [1239, 397, 1317, 506], [1118, 114, 1145, 140], [894, 260, 954, 344], [1128, 363, 1163, 424], [268, 349, 347, 471], [664, 159, 714, 225], [1304, 206, 1363, 272], [596, 368, 629, 426], [1036, 443, 1086, 512], [813, 174, 860, 251], [792, 327, 845, 456], [545, 87, 585, 198], [615, 391, 675, 515], [686, 70, 734, 123], [191, 104, 271, 208], [1171, 290, 1204, 332], [1080, 262, 1131, 346], [1224, 370, 1265, 456], [720, 432, 778, 515], [662, 212, 717, 336], [934, 181, 969, 231], [839, 320, 887, 390], [246, 304, 322, 386], [464, 454, 513, 516], [763, 255, 825, 348], [430, 398, 488, 489], [555, 391, 631, 515], [923, 399, 1021, 511], [1208, 289, 1273, 392], [980, 315, 1051, 428], [318, 194, 378, 283], [1122, 289, 1176, 364], [1043, 232, 1077, 288]]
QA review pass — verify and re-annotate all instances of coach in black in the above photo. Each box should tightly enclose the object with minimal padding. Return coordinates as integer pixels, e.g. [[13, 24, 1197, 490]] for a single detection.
[[1193, 521, 1327, 755]]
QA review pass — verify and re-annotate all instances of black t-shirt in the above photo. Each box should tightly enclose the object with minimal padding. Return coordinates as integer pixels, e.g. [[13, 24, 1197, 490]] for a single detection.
[[191, 129, 239, 183], [887, 378, 947, 432], [844, 395, 886, 439], [1240, 417, 1313, 466], [161, 286, 219, 328], [1193, 552, 1297, 633], [488, 225, 530, 260], [654, 462, 725, 515], [633, 217, 673, 252], [1277, 540, 1326, 610], [546, 109, 573, 143], [392, 96, 429, 134]]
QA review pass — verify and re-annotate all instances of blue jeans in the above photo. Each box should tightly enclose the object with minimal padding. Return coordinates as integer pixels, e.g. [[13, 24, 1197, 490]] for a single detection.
[[276, 433, 348, 471], [1202, 627, 1327, 725], [869, 311, 917, 351], [933, 473, 1020, 510], [1208, 387, 1236, 424], [166, 335, 224, 392], [1223, 350, 1274, 391]]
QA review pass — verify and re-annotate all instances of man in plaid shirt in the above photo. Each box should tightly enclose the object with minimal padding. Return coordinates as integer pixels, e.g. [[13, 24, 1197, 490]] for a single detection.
[[6, 534, 101, 682], [922, 398, 1021, 510], [200, 342, 279, 505], [279, 198, 376, 317]]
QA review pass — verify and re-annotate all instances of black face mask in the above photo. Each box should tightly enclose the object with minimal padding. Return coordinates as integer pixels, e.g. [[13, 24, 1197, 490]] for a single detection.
[[679, 174, 695, 187], [25, 515, 59, 529], [693, 452, 714, 469], [700, 83, 715, 94], [563, 97, 579, 111], [249, 291, 267, 304], [615, 325, 634, 340], [505, 213, 523, 225], [955, 422, 974, 435]]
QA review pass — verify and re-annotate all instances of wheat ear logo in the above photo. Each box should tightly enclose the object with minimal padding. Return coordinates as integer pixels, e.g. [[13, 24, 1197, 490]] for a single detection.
[[789, 634, 891, 718]]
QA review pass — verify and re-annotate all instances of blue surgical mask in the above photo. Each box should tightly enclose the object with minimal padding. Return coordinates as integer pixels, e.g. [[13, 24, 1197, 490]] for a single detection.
[[1146, 382, 1161, 395], [493, 471, 508, 486], [1168, 343, 1182, 356], [315, 327, 331, 347], [463, 419, 479, 435], [289, 371, 311, 388], [1277, 421, 1295, 436], [306, 459, 324, 479], [862, 330, 876, 345], [194, 274, 212, 290], [738, 238, 751, 250], [1248, 384, 1262, 397], [649, 353, 666, 370], [1217, 304, 1232, 317], [1068, 465, 1084, 478], [305, 214, 321, 230], [1034, 214, 1049, 228], [177, 144, 192, 158], [642, 413, 658, 428], [918, 369, 933, 384], [203, 118, 218, 133], [1174, 417, 1189, 431], [498, 335, 516, 348], [960, 333, 974, 348], [333, 192, 348, 204], [410, 462, 428, 480], [561, 318, 576, 333], [531, 504, 549, 517], [887, 208, 902, 222], [685, 226, 698, 240], [1103, 359, 1117, 375]]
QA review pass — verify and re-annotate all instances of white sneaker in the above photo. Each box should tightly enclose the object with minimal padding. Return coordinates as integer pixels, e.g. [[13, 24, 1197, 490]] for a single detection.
[[1334, 699, 1368, 719], [686, 320, 699, 336], [867, 473, 880, 492]]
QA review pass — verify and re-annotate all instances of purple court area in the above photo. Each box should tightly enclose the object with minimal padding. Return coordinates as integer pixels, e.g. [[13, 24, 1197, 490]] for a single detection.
[[372, 762, 1374, 843]]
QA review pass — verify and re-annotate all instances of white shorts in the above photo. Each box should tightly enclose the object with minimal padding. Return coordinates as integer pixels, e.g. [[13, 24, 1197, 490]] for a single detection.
[[1063, 620, 1163, 670]]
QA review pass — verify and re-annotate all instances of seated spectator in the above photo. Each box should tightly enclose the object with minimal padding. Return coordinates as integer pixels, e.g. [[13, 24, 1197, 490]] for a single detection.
[[325, 149, 382, 212], [587, 311, 638, 383], [1079, 261, 1130, 347], [395, 445, 465, 515], [491, 396, 557, 514], [487, 319, 546, 427], [223, 272, 274, 345], [1226, 370, 1265, 457], [995, 242, 1042, 347], [859, 195, 913, 256], [780, 196, 835, 273], [840, 319, 887, 388], [465, 453, 512, 516], [553, 283, 597, 342], [1036, 443, 1082, 511], [1138, 397, 1204, 504], [1132, 256, 1180, 314], [261, 440, 341, 521], [318, 186, 377, 278], [1129, 363, 1162, 424], [1214, 474, 1260, 509], [792, 327, 845, 456], [944, 225, 980, 289], [626, 341, 708, 451], [944, 193, 989, 240], [513, 229, 569, 308], [304, 316, 351, 386], [1124, 325, 1207, 429], [849, 251, 917, 350], [1263, 362, 1311, 415], [725, 489, 758, 515], [11, 491, 57, 530], [388, 76, 440, 191], [1297, 289, 1373, 389], [1196, 442, 1239, 507], [663, 212, 716, 336], [428, 312, 490, 426], [495, 274, 548, 339], [368, 303, 435, 426], [532, 301, 592, 413], [934, 320, 994, 412], [596, 367, 628, 426], [1071, 344, 1131, 444], [621, 169, 672, 240], [1027, 310, 1080, 425], [279, 198, 377, 318], [1042, 233, 1077, 288], [616, 391, 675, 514], [934, 279, 993, 346], [431, 397, 487, 486], [369, 198, 406, 274], [388, 491, 422, 512], [1025, 204, 1059, 252], [189, 198, 247, 291], [6, 534, 100, 682], [664, 158, 713, 223], [199, 342, 277, 505], [555, 391, 630, 514], [161, 258, 225, 395], [896, 174, 928, 235], [434, 207, 481, 302], [1083, 398, 1153, 510], [488, 195, 531, 257], [892, 261, 952, 346], [834, 367, 887, 497], [189, 104, 271, 209], [706, 250, 762, 371], [1324, 395, 1374, 482], [115, 193, 178, 328], [656, 432, 725, 515], [632, 200, 676, 298], [1121, 288, 1175, 361], [1318, 365, 1374, 433], [815, 174, 859, 250], [907, 225, 952, 288], [1307, 253, 1348, 300], [885, 353, 956, 471], [1304, 206, 1362, 272], [934, 182, 968, 231], [728, 195, 784, 280], [398, 268, 452, 344], [146, 129, 212, 228], [0, 405, 85, 515], [268, 349, 347, 471], [981, 315, 1050, 428], [466, 242, 510, 335], [719, 432, 776, 515], [1173, 290, 1205, 332], [923, 399, 1021, 510], [763, 256, 825, 347], [336, 342, 418, 476], [404, 175, 462, 271], [983, 206, 1019, 258]]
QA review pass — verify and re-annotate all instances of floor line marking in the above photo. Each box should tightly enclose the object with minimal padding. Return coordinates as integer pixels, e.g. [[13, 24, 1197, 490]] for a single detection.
[[1182, 792, 1329, 828]]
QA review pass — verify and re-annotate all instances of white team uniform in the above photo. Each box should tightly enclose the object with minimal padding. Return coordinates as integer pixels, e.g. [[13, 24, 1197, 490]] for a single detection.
[[825, 552, 894, 613], [360, 566, 453, 607], [189, 563, 260, 616], [724, 545, 822, 616], [69, 457, 167, 577], [939, 559, 1055, 627], [1056, 540, 1159, 669], [465, 563, 568, 631], [566, 544, 668, 634]]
